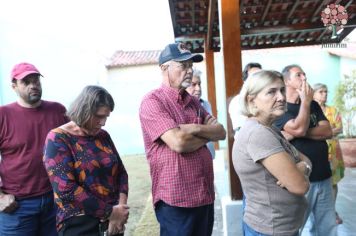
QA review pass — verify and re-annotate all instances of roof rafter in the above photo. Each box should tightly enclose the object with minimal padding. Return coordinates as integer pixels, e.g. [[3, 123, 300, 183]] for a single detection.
[[312, 0, 329, 19], [260, 0, 273, 24], [207, 0, 217, 50], [286, 0, 300, 24]]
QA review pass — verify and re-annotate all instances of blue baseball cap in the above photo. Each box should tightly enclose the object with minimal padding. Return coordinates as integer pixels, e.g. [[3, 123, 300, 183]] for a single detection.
[[158, 43, 203, 66]]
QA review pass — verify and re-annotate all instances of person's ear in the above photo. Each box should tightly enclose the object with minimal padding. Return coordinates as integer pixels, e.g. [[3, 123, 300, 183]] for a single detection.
[[284, 77, 290, 86], [247, 94, 255, 104], [160, 64, 169, 72], [11, 81, 17, 91]]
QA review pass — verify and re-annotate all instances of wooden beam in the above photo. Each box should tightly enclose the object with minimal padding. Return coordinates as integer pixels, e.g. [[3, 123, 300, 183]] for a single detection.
[[286, 0, 300, 24], [242, 22, 327, 36], [317, 28, 329, 41], [207, 0, 217, 50], [168, 0, 177, 35], [242, 40, 329, 50], [243, 20, 356, 36], [312, 0, 329, 19], [221, 0, 243, 200], [260, 0, 273, 24], [344, 0, 353, 8], [191, 0, 196, 28], [204, 39, 217, 118], [204, 33, 220, 156], [295, 31, 305, 43]]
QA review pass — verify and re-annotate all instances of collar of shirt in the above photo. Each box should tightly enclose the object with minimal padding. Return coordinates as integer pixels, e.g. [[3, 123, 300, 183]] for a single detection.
[[161, 84, 192, 107]]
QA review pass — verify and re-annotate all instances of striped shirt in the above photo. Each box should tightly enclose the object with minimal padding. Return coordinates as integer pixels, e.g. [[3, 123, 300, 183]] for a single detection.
[[139, 84, 214, 208]]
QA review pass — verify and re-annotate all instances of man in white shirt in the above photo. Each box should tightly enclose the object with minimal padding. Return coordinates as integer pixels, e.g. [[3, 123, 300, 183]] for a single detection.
[[228, 62, 262, 132]]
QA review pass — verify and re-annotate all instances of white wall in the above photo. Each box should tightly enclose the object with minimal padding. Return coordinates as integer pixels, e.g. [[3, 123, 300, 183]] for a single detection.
[[103, 65, 162, 155]]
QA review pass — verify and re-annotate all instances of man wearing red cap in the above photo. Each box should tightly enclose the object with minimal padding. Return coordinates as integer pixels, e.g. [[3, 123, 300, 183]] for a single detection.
[[139, 43, 226, 236], [0, 62, 68, 236]]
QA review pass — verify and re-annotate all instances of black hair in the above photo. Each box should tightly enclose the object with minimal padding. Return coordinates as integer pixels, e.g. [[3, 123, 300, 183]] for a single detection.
[[242, 62, 262, 81]]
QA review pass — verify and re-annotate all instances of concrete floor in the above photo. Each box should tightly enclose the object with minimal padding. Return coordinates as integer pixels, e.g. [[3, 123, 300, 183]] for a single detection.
[[336, 168, 356, 236]]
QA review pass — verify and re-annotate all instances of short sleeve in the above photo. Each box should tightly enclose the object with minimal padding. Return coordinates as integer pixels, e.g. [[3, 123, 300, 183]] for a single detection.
[[139, 96, 178, 142], [274, 112, 294, 131], [247, 126, 285, 162], [312, 101, 328, 122]]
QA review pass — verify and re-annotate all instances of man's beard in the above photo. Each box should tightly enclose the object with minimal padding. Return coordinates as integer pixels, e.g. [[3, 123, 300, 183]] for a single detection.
[[26, 92, 42, 104], [180, 79, 191, 89]]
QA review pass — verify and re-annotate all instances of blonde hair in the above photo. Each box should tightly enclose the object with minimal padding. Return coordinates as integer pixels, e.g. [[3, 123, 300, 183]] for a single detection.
[[238, 70, 284, 117]]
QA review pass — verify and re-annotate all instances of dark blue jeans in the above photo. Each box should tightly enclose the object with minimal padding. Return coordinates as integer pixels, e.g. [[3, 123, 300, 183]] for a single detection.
[[0, 191, 57, 236], [155, 201, 214, 236]]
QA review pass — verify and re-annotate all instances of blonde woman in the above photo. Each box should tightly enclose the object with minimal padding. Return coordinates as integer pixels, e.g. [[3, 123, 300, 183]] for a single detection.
[[233, 70, 311, 235]]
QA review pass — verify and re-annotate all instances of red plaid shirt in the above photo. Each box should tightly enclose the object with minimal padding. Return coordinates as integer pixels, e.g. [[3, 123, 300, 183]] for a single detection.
[[139, 84, 214, 208]]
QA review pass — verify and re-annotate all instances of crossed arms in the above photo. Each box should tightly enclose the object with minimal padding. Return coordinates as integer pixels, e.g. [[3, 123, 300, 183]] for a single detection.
[[282, 102, 332, 141], [161, 115, 226, 153]]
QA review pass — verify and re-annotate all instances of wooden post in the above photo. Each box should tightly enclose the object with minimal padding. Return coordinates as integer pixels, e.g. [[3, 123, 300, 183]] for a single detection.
[[220, 0, 243, 200], [204, 40, 217, 118], [204, 39, 219, 149]]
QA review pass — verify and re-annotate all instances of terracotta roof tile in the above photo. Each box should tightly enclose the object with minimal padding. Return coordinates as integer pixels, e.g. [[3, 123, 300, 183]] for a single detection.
[[107, 50, 161, 69]]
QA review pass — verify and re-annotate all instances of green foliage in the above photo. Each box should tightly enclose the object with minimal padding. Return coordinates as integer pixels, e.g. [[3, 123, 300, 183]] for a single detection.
[[334, 70, 356, 138]]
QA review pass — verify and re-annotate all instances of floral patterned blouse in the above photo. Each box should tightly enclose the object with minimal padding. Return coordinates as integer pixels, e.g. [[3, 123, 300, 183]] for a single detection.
[[324, 106, 344, 185], [43, 128, 128, 230]]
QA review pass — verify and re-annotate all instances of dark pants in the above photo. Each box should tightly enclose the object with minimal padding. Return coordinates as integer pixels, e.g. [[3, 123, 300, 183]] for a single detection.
[[155, 201, 214, 236], [58, 215, 123, 236]]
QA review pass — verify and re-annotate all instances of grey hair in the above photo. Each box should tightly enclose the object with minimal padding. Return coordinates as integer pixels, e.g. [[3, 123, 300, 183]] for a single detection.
[[193, 68, 202, 78], [313, 83, 327, 91], [238, 70, 284, 117], [67, 85, 114, 129]]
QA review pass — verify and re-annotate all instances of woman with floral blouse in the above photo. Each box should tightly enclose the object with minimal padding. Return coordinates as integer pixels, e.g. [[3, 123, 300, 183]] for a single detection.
[[44, 85, 129, 236]]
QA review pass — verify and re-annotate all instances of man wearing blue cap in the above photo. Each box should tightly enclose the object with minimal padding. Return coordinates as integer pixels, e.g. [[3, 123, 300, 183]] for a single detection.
[[0, 62, 68, 236], [139, 43, 226, 236]]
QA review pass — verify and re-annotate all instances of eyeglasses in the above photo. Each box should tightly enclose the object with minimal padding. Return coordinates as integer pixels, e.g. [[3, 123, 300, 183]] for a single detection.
[[170, 61, 193, 70]]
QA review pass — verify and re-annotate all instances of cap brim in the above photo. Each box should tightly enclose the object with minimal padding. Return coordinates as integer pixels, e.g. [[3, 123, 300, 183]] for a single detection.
[[14, 71, 42, 80], [173, 54, 203, 63]]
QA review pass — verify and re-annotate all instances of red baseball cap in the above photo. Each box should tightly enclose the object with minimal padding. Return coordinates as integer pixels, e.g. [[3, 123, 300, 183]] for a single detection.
[[11, 62, 42, 80]]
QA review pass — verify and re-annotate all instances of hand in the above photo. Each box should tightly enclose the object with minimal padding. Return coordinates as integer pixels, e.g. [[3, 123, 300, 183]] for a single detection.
[[109, 204, 130, 228], [108, 221, 125, 236], [276, 180, 286, 188], [332, 127, 342, 136], [281, 131, 294, 141], [296, 80, 313, 105], [0, 193, 18, 213], [204, 115, 217, 125]]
